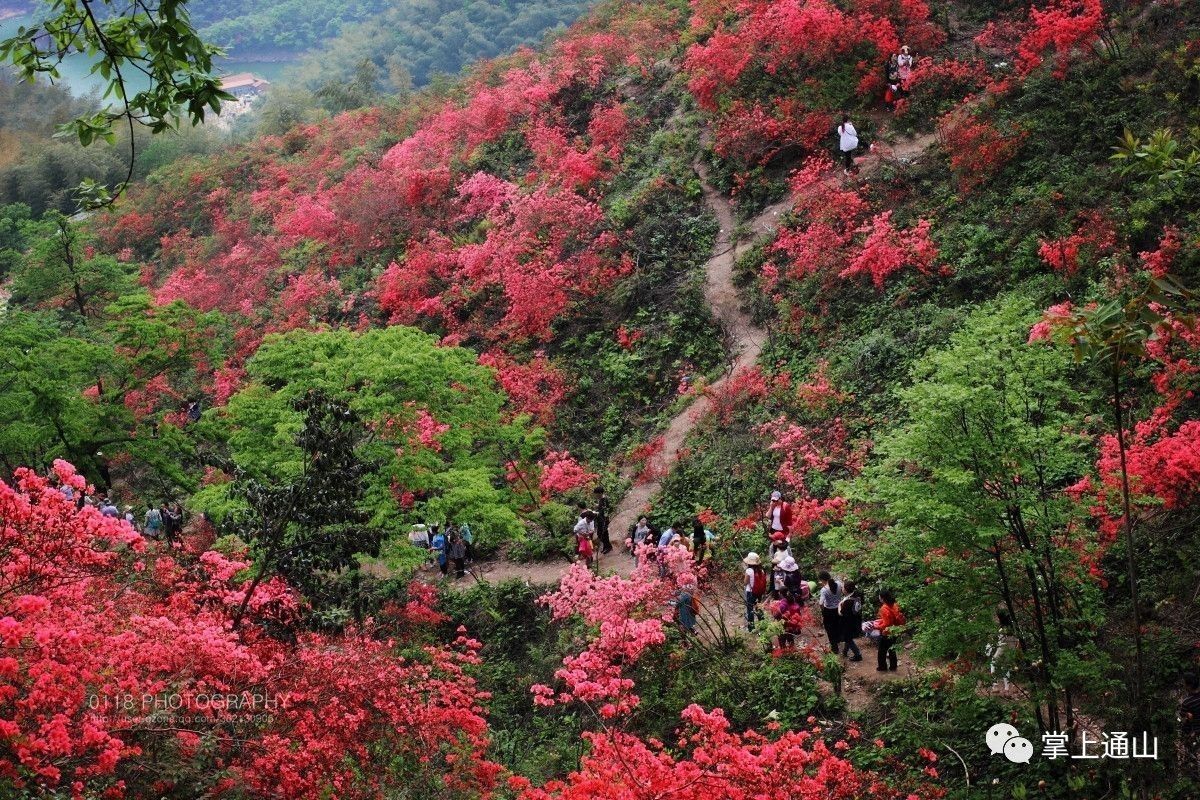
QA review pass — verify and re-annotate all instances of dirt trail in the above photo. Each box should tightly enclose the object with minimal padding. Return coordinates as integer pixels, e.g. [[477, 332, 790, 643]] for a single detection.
[[473, 160, 775, 584], [609, 158, 772, 538], [474, 127, 940, 587]]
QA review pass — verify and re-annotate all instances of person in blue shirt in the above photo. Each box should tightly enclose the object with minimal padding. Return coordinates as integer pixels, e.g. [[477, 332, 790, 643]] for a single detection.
[[430, 525, 448, 576]]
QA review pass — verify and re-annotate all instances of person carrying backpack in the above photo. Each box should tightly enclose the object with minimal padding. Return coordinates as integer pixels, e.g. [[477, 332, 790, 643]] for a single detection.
[[743, 552, 768, 631], [779, 556, 804, 601], [676, 575, 698, 636], [818, 571, 843, 654], [838, 580, 864, 661], [447, 530, 467, 578]]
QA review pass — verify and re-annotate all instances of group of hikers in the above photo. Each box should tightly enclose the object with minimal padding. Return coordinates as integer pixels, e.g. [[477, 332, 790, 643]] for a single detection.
[[567, 485, 906, 669], [744, 491, 907, 670], [573, 498, 716, 569], [53, 477, 185, 541], [836, 43, 917, 174], [409, 521, 474, 578]]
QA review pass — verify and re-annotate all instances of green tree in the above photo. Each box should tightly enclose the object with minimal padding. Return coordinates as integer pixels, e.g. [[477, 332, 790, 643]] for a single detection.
[[0, 296, 224, 490], [193, 326, 540, 548], [9, 212, 134, 318], [828, 295, 1112, 733], [229, 390, 383, 627], [0, 0, 232, 205]]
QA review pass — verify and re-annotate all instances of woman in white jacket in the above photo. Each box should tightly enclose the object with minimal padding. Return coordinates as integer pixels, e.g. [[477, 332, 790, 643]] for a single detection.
[[838, 114, 859, 174]]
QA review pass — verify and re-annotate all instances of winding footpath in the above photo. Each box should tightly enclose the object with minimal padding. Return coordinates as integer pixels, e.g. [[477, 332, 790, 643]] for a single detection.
[[608, 158, 777, 538], [477, 131, 936, 585]]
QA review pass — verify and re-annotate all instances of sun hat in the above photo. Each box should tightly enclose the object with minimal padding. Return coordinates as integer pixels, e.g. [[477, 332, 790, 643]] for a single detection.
[[743, 552, 761, 566], [781, 556, 800, 572], [770, 530, 787, 542], [770, 490, 782, 501]]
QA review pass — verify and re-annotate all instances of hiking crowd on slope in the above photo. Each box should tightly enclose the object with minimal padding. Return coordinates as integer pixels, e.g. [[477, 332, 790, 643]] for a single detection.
[[744, 490, 906, 671], [837, 43, 917, 174], [409, 520, 475, 578], [51, 476, 186, 542]]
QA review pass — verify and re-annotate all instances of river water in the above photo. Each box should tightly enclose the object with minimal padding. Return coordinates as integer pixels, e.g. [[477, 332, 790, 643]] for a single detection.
[[0, 11, 293, 99]]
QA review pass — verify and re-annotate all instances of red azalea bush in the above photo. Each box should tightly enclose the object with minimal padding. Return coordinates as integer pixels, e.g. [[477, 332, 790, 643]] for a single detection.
[[770, 156, 942, 292], [0, 462, 498, 799], [936, 110, 1027, 192]]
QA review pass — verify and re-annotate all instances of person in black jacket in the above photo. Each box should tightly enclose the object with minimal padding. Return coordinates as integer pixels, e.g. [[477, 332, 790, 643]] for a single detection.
[[839, 580, 864, 661], [593, 486, 612, 554]]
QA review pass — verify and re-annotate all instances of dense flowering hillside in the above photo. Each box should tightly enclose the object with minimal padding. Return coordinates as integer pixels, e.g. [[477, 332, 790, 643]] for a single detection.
[[2, 0, 1200, 798]]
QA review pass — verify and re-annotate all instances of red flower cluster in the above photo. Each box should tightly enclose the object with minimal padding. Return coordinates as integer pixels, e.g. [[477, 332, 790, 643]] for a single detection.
[[0, 463, 498, 799], [772, 157, 940, 290], [1037, 210, 1117, 276]]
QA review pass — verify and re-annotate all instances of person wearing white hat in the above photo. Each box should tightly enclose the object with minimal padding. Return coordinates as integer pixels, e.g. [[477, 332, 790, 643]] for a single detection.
[[779, 555, 805, 601], [743, 552, 767, 631]]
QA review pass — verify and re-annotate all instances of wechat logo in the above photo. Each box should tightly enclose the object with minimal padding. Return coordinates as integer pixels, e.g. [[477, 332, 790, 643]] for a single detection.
[[987, 723, 1033, 764]]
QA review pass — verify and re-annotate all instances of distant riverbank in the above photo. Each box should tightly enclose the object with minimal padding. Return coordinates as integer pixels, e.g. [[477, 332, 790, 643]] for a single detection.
[[0, 9, 297, 96]]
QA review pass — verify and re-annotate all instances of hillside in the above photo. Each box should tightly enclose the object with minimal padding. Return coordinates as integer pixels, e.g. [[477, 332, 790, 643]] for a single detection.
[[1, 0, 1200, 798]]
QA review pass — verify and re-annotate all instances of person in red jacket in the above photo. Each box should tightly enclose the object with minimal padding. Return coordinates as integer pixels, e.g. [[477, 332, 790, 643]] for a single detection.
[[875, 589, 906, 671], [763, 490, 792, 538]]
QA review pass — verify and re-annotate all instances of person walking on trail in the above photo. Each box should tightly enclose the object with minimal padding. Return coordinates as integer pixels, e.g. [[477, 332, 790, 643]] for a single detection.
[[676, 575, 698, 636], [874, 589, 906, 671], [458, 520, 473, 563], [631, 516, 653, 558], [101, 497, 120, 519], [838, 580, 864, 662], [144, 503, 164, 540], [885, 54, 901, 109], [691, 518, 709, 563], [838, 114, 859, 174], [779, 556, 804, 601], [897, 45, 914, 90], [408, 523, 431, 566], [163, 502, 183, 543], [447, 530, 467, 578], [574, 509, 597, 566], [772, 592, 805, 652], [818, 571, 844, 653], [431, 525, 448, 577], [743, 552, 768, 632], [763, 490, 792, 539], [593, 487, 612, 554]]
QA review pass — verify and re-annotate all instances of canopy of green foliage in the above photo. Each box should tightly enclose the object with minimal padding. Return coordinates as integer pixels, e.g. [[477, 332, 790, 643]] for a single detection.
[[193, 326, 543, 544]]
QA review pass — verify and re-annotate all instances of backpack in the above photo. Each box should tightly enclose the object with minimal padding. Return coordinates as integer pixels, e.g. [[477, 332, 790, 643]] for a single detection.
[[689, 594, 701, 615], [146, 509, 162, 528], [839, 595, 861, 618], [750, 567, 767, 599]]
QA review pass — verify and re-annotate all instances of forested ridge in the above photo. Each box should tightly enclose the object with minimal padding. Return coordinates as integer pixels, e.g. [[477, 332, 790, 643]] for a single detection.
[[1, 0, 1199, 798]]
